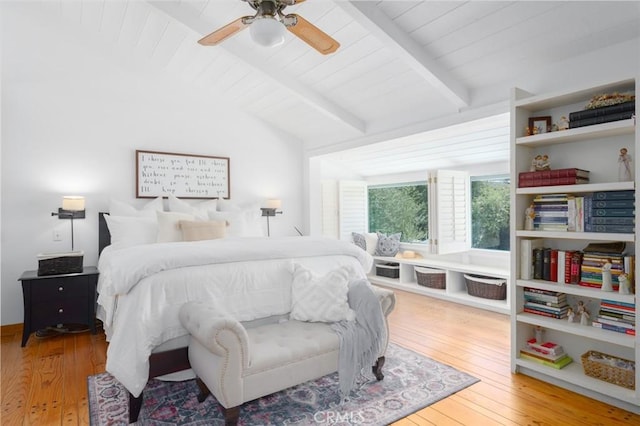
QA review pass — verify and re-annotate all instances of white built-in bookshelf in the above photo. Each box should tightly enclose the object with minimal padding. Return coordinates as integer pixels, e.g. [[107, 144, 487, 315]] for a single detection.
[[510, 78, 639, 413]]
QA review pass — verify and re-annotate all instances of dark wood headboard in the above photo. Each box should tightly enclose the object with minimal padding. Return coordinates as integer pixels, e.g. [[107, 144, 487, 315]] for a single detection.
[[98, 212, 110, 255]]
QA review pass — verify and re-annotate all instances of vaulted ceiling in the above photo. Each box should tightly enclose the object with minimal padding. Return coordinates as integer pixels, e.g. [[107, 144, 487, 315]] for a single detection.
[[13, 1, 640, 174]]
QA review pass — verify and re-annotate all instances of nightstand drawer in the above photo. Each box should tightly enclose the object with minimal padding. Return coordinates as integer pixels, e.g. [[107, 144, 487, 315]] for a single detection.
[[29, 275, 89, 303], [31, 299, 88, 327]]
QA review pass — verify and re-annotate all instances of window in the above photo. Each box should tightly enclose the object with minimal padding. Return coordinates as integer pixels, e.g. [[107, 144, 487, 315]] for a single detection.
[[471, 175, 510, 251], [368, 183, 428, 243]]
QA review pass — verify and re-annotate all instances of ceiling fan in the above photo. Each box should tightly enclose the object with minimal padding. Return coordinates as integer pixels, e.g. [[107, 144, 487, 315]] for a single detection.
[[197, 0, 340, 55]]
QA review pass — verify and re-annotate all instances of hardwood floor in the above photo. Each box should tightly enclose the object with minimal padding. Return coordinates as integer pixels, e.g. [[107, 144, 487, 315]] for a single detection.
[[1, 289, 638, 425]]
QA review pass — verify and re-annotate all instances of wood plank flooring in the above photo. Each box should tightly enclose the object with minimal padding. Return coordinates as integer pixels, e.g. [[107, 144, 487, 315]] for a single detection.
[[1, 289, 639, 425]]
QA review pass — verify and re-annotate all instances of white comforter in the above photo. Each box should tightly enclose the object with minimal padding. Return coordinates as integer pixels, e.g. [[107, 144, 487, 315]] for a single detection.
[[96, 236, 373, 397]]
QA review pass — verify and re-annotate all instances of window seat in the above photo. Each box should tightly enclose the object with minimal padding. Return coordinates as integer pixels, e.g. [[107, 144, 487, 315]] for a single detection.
[[368, 251, 510, 315]]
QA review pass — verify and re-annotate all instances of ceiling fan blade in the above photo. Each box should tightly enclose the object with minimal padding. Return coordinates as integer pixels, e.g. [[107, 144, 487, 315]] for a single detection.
[[286, 14, 339, 55], [198, 17, 249, 46]]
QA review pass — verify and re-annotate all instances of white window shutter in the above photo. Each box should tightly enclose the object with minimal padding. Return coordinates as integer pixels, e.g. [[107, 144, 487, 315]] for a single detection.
[[338, 180, 368, 241], [321, 180, 339, 238], [435, 170, 471, 254]]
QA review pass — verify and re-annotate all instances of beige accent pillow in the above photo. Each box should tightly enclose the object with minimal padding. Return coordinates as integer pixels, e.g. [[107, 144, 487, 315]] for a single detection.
[[179, 220, 227, 241]]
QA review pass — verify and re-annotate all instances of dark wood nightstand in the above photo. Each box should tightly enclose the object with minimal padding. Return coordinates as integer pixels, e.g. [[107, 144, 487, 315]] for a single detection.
[[19, 266, 99, 347]]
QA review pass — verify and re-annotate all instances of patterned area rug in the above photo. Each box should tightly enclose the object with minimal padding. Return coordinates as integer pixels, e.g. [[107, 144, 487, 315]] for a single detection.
[[87, 343, 479, 425]]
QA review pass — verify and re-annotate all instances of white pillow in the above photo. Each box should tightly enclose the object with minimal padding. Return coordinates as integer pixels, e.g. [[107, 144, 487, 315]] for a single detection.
[[109, 197, 163, 217], [104, 215, 158, 250], [364, 232, 378, 256], [208, 209, 264, 237], [167, 194, 217, 220], [156, 211, 195, 242], [290, 264, 355, 323], [216, 199, 241, 212]]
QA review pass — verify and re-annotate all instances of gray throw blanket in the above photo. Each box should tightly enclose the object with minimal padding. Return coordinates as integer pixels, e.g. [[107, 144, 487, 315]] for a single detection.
[[331, 279, 387, 401]]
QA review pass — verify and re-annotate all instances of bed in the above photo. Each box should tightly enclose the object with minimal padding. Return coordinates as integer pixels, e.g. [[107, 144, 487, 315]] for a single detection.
[[96, 207, 374, 422]]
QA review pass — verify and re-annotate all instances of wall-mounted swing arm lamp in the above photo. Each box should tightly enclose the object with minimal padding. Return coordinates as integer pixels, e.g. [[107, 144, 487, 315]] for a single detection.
[[260, 199, 282, 237], [51, 196, 85, 251]]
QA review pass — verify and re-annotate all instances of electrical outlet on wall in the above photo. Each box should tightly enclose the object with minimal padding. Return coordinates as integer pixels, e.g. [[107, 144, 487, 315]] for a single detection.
[[53, 229, 62, 242]]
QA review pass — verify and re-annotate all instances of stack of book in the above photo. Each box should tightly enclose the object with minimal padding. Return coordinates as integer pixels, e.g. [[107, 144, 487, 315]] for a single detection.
[[532, 194, 571, 231], [579, 242, 633, 291], [569, 100, 635, 129], [520, 338, 573, 369], [518, 168, 589, 188], [523, 287, 569, 318], [593, 299, 636, 336], [520, 240, 583, 284], [584, 190, 635, 234]]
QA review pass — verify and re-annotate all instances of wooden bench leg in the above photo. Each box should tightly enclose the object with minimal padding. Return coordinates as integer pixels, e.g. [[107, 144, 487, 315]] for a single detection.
[[372, 356, 385, 381], [195, 377, 211, 403], [222, 405, 240, 426], [129, 391, 143, 423]]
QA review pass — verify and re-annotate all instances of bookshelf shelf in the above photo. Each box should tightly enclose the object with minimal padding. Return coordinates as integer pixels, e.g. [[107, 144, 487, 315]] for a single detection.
[[516, 230, 635, 242], [515, 118, 635, 147], [516, 313, 635, 347], [510, 78, 639, 413], [516, 279, 636, 304], [516, 181, 634, 195]]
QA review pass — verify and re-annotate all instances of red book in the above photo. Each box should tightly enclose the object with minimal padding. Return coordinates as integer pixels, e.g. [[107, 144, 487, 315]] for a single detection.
[[564, 251, 574, 283], [550, 249, 558, 282]]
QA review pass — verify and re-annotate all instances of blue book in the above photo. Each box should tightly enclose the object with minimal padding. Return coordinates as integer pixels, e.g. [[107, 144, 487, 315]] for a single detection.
[[585, 224, 635, 233], [589, 217, 635, 225], [593, 199, 635, 209], [593, 190, 635, 200], [592, 209, 635, 217]]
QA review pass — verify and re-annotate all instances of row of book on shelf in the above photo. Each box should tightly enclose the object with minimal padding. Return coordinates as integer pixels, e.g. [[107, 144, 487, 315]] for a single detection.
[[522, 286, 636, 336], [527, 190, 635, 234], [521, 240, 635, 290]]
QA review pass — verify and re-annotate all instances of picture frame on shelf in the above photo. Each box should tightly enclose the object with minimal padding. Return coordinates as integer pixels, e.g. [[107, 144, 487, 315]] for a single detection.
[[528, 116, 552, 134]]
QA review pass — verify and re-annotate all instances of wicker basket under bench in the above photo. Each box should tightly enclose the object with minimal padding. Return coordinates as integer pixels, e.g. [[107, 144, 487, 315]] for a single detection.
[[464, 274, 507, 300], [415, 266, 446, 289]]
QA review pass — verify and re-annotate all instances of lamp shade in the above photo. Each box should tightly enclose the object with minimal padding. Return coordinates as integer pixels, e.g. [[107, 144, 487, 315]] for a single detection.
[[250, 17, 285, 47], [265, 199, 282, 209], [62, 196, 85, 211]]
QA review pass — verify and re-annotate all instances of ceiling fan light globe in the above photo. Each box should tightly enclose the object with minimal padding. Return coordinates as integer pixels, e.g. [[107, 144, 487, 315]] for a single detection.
[[250, 17, 285, 47]]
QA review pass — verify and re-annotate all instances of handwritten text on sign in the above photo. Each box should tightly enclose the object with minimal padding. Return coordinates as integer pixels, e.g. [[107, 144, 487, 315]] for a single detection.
[[136, 150, 230, 199]]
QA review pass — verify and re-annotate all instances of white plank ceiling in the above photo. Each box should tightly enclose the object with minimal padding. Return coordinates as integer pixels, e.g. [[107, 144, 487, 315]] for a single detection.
[[20, 1, 640, 175]]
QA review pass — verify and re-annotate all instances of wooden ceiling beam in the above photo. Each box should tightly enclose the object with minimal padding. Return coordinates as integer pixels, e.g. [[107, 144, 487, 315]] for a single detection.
[[337, 1, 470, 109], [147, 0, 366, 134]]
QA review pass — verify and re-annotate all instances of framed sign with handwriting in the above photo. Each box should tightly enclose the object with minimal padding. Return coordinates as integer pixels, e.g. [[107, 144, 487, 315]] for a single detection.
[[136, 150, 230, 199]]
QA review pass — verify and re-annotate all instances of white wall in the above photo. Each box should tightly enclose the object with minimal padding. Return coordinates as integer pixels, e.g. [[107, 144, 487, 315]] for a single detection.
[[0, 4, 303, 325]]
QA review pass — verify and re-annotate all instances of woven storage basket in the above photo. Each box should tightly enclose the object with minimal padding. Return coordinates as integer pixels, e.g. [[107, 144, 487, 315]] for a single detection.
[[464, 274, 506, 300], [581, 351, 635, 390], [415, 266, 446, 289], [375, 263, 400, 279]]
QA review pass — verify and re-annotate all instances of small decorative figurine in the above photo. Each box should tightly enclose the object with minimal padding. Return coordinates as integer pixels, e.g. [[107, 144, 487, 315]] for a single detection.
[[559, 116, 569, 130], [534, 325, 544, 343], [601, 260, 613, 292], [618, 147, 632, 181], [577, 301, 590, 325], [533, 154, 550, 171], [530, 155, 539, 171], [525, 126, 532, 136], [524, 203, 535, 230], [618, 273, 631, 295], [551, 123, 559, 132], [567, 307, 575, 323]]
